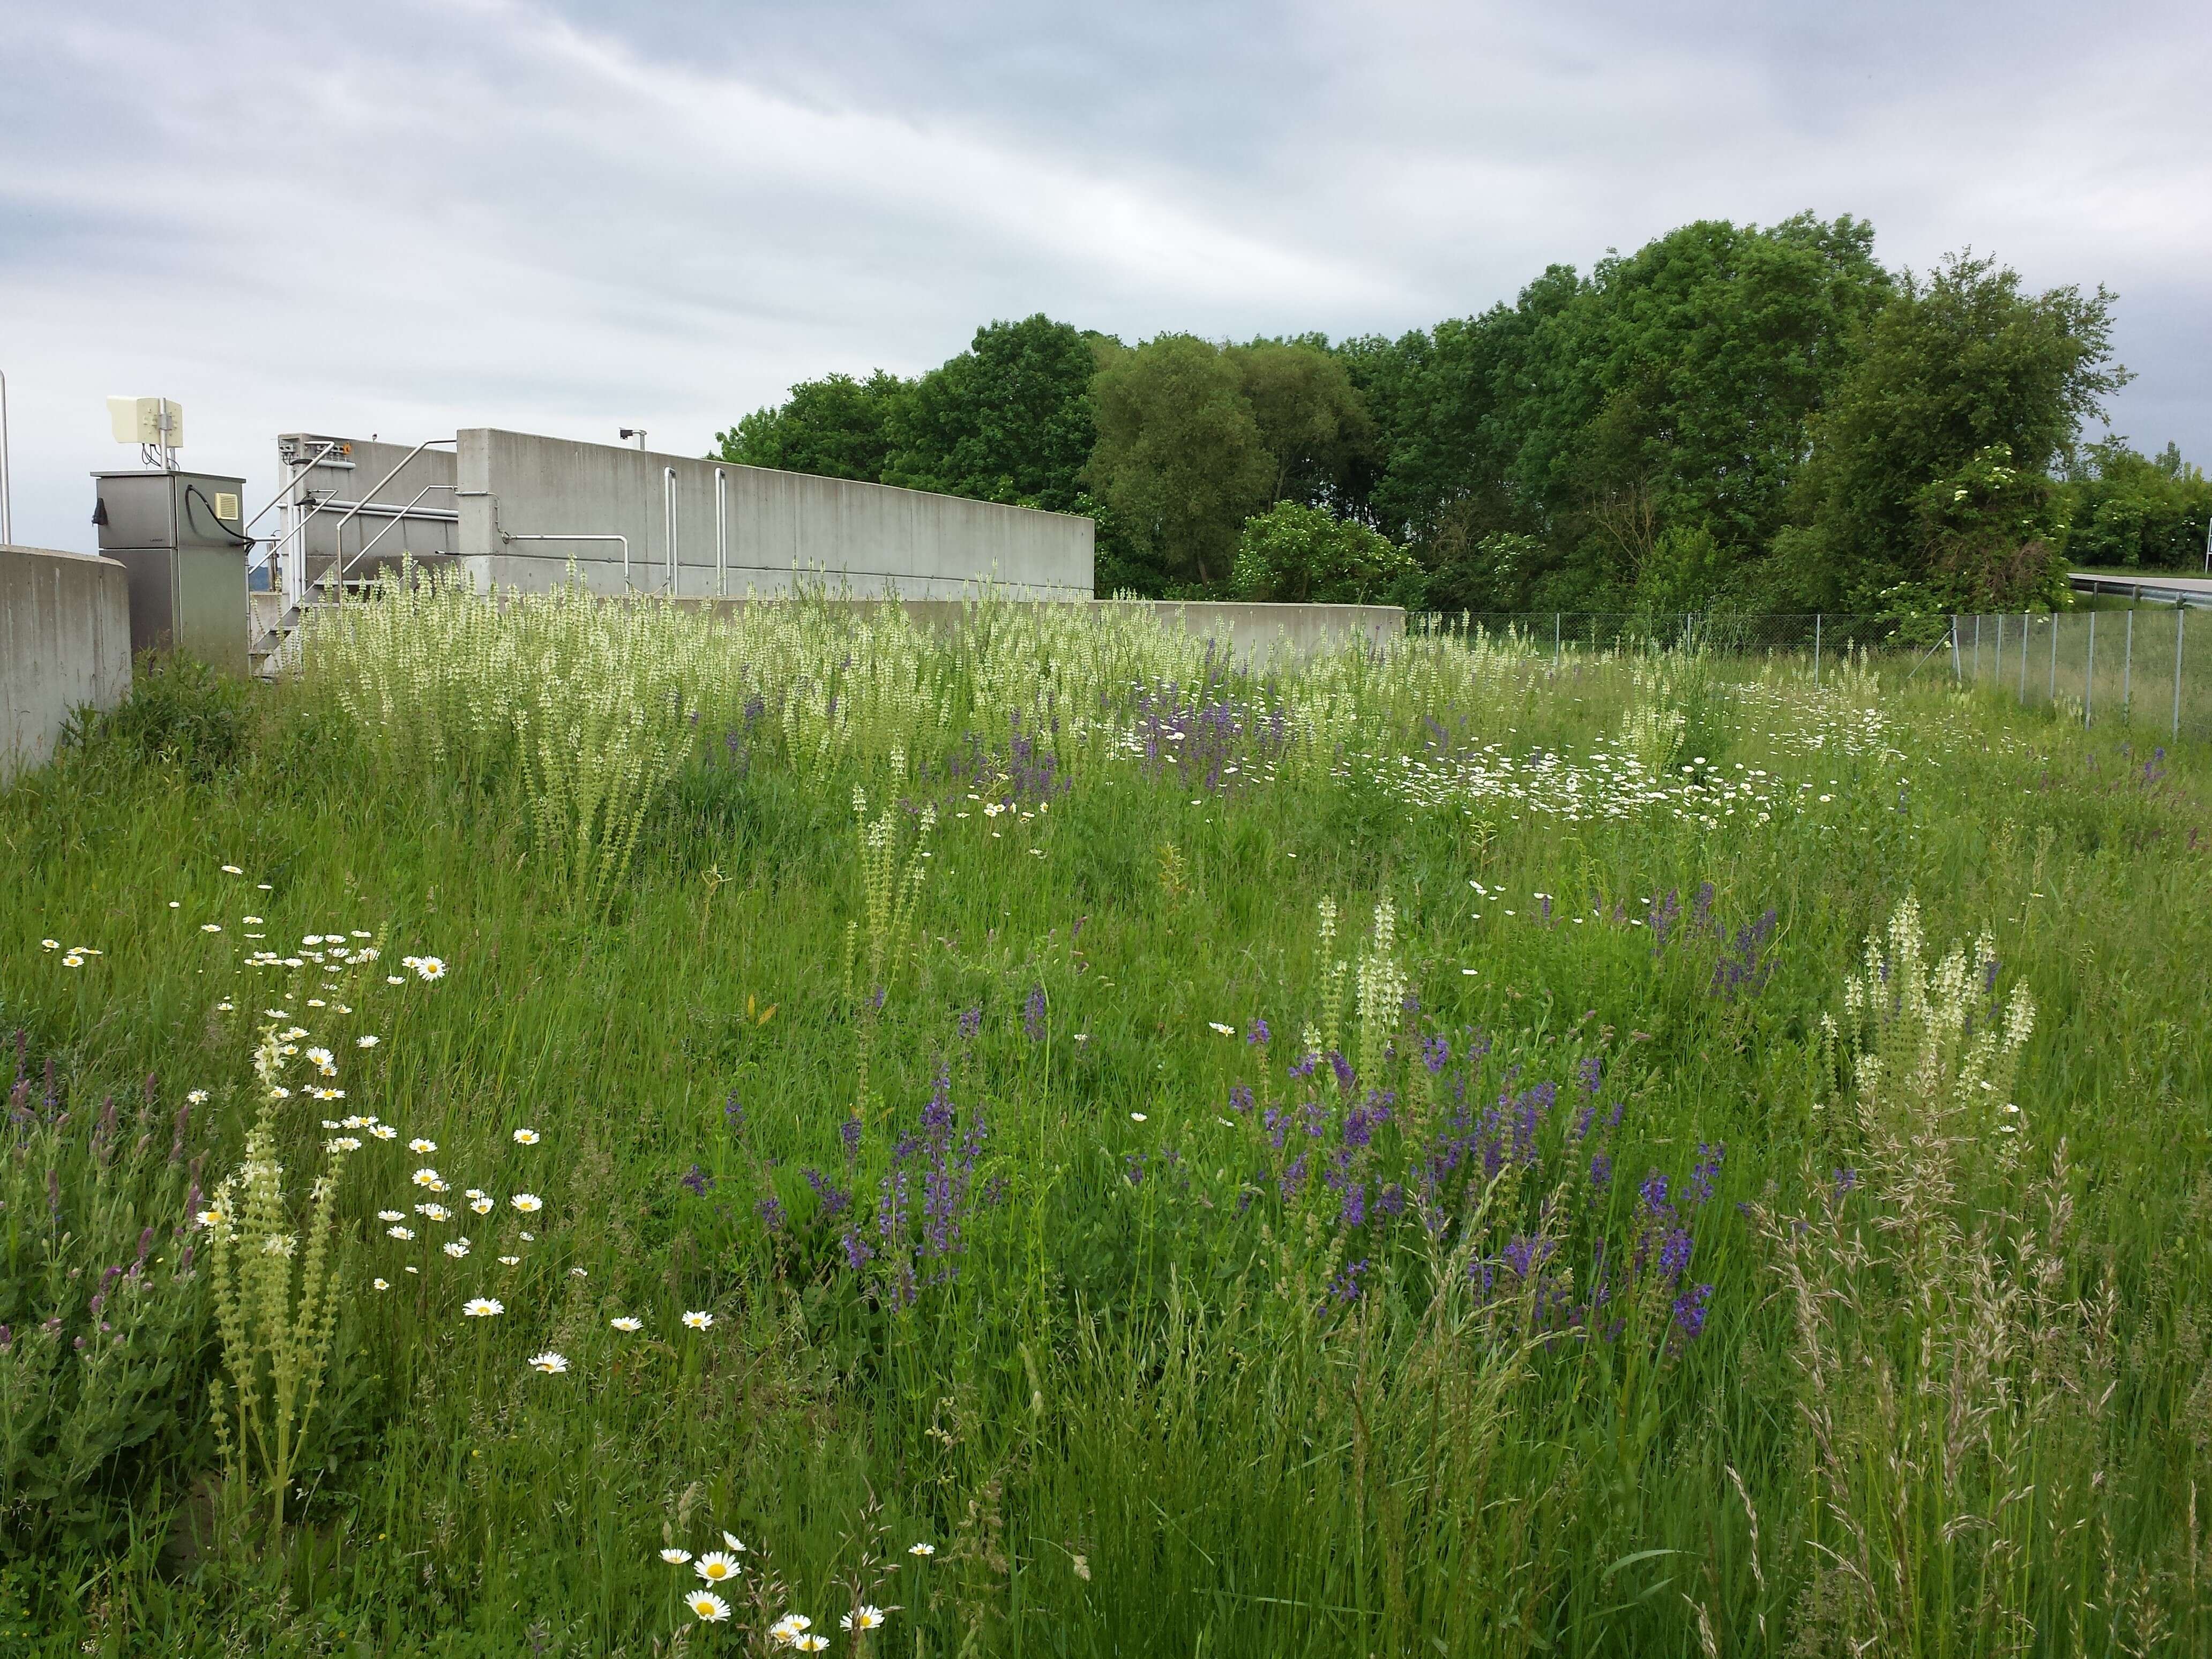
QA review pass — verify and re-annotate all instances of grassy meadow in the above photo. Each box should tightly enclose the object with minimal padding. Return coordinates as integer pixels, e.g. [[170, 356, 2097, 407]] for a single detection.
[[4, 587, 2210, 1656]]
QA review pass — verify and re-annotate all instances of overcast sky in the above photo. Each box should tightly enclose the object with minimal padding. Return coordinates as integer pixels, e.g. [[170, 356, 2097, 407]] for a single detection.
[[3, 0, 2207, 552]]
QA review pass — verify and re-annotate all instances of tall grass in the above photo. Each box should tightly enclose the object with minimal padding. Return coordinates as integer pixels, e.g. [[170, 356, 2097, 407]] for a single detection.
[[2, 582, 2208, 1655]]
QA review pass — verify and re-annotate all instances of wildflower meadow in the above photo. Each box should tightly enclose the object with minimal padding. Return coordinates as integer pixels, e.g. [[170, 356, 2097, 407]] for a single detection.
[[4, 582, 2210, 1656]]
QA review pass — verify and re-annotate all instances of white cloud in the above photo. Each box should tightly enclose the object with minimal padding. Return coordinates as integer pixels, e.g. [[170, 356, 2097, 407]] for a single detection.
[[2, 0, 2203, 551]]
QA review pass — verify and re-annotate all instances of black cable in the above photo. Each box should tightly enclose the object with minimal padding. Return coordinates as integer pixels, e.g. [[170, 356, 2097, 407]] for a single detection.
[[183, 483, 255, 550]]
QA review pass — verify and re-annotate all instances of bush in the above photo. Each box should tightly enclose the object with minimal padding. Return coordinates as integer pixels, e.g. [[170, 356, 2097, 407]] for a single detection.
[[1230, 502, 1423, 607], [65, 654, 252, 780]]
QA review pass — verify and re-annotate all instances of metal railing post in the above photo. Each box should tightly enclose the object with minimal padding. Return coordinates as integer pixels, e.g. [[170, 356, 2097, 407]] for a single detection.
[[2020, 612, 2030, 703], [1951, 616, 1962, 682], [2085, 610, 2096, 726], [2177, 607, 2188, 741], [1553, 611, 1560, 669], [1813, 612, 1822, 685], [1994, 612, 2004, 687], [1972, 613, 1982, 680], [2123, 608, 2133, 716], [2049, 614, 2058, 704]]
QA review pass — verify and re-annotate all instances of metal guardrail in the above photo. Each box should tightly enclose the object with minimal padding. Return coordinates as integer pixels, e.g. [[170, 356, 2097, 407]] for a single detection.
[[2068, 573, 2212, 610]]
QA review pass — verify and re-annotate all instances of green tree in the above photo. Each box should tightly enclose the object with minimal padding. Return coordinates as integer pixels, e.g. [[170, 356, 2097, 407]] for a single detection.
[[884, 315, 1102, 510], [1225, 339, 1376, 509], [1088, 335, 1275, 589], [1229, 502, 1422, 607], [1778, 252, 2126, 609], [2058, 439, 2212, 571], [715, 370, 910, 482]]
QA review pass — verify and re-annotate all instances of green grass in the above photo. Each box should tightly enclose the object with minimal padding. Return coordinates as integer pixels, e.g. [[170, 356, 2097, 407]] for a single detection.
[[4, 594, 2210, 1656]]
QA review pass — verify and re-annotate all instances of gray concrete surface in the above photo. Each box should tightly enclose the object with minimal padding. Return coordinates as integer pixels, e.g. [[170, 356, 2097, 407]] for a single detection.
[[457, 429, 1093, 599], [2, 544, 132, 783]]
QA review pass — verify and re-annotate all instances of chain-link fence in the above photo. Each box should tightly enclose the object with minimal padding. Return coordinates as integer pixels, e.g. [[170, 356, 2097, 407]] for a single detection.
[[1952, 608, 2204, 741], [1438, 611, 1954, 676], [1431, 608, 2208, 741]]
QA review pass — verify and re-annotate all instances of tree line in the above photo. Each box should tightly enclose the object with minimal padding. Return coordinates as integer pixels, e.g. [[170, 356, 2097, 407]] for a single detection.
[[718, 213, 2210, 614]]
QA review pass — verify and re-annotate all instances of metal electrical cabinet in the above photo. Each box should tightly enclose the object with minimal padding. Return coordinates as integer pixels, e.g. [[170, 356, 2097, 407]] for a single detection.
[[92, 469, 249, 674]]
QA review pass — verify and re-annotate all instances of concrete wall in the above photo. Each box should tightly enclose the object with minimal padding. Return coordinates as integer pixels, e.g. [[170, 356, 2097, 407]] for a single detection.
[[456, 429, 1093, 600], [1, 545, 132, 784]]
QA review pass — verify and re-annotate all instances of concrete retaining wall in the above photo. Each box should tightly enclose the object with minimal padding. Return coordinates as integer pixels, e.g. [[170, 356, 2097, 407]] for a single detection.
[[2, 545, 132, 784], [457, 429, 1093, 600]]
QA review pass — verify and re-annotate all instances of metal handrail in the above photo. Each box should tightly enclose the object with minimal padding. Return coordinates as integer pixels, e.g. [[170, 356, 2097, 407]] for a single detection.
[[349, 482, 458, 566]]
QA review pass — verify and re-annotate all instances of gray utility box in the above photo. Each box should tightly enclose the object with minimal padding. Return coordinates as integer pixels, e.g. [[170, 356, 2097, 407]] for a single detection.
[[92, 469, 249, 674]]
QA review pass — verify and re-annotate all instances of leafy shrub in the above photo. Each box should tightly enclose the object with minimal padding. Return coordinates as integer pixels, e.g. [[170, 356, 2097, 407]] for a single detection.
[[64, 654, 251, 779], [1231, 502, 1423, 607], [1, 1050, 213, 1553]]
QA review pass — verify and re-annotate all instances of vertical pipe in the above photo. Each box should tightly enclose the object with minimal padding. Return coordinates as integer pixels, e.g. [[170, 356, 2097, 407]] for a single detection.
[[0, 366, 12, 545], [662, 466, 678, 595], [2049, 612, 2058, 703], [1974, 613, 1982, 680], [714, 468, 728, 600], [2020, 612, 2030, 703], [1995, 612, 2005, 687], [1813, 612, 1822, 686], [2177, 607, 2188, 741], [1553, 611, 1561, 669], [2123, 608, 2133, 716], [1950, 615, 1962, 682], [2085, 610, 2095, 727]]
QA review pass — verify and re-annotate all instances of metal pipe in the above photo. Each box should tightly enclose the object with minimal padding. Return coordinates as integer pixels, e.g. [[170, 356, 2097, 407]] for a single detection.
[[1951, 615, 1962, 682], [1813, 612, 1821, 686], [1994, 612, 2004, 686], [663, 466, 678, 594], [2049, 612, 2058, 703], [2123, 608, 2133, 715], [242, 440, 340, 536], [714, 468, 729, 599], [0, 367, 12, 544], [460, 487, 633, 588], [2178, 608, 2188, 740], [2085, 611, 2095, 726], [2020, 612, 2030, 703]]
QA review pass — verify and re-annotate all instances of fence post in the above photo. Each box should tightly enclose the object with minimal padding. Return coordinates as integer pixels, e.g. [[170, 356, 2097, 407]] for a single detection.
[[1951, 615, 1962, 682], [1973, 613, 1982, 680], [1996, 612, 2005, 688], [2085, 611, 2096, 727], [2020, 612, 2030, 703], [1813, 613, 1821, 686], [2177, 607, 2188, 741], [2049, 614, 2058, 704], [1553, 612, 1561, 669], [2123, 608, 2133, 716]]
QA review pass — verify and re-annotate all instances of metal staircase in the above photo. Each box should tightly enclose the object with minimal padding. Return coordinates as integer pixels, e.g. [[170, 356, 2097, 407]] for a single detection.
[[245, 435, 461, 676]]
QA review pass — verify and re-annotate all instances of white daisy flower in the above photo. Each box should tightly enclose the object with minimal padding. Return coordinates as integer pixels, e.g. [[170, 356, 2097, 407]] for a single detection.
[[386, 1225, 414, 1240], [908, 1542, 936, 1557], [693, 1552, 741, 1584], [411, 1168, 446, 1191], [610, 1316, 642, 1332], [442, 1240, 469, 1259], [527, 1351, 568, 1374], [682, 1310, 713, 1330], [842, 1606, 886, 1632], [369, 1124, 398, 1140], [462, 1297, 502, 1317], [660, 1548, 692, 1565], [512, 1128, 540, 1145], [470, 1196, 494, 1215], [373, 1277, 390, 1290], [357, 1035, 379, 1048], [377, 1210, 405, 1223], [510, 1193, 542, 1213], [186, 1089, 210, 1104], [408, 1138, 436, 1155], [687, 1593, 731, 1623]]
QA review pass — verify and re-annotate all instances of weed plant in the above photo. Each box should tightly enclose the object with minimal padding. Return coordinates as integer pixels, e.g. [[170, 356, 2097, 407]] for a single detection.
[[2, 583, 2209, 1655]]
